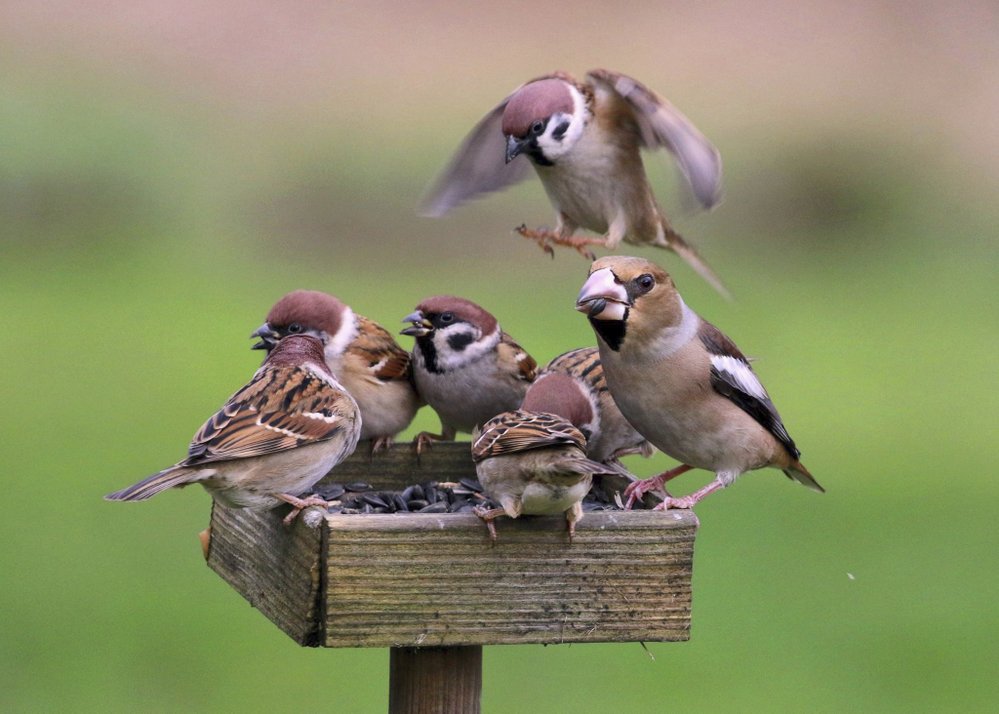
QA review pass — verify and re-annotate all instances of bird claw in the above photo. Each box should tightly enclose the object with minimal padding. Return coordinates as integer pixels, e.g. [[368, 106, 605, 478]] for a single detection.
[[472, 505, 504, 545], [623, 478, 665, 510], [652, 495, 696, 511], [368, 436, 394, 455], [412, 431, 445, 459], [278, 493, 331, 525], [514, 225, 601, 260]]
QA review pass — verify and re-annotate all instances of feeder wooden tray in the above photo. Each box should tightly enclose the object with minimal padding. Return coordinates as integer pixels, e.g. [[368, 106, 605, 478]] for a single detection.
[[206, 443, 697, 648]]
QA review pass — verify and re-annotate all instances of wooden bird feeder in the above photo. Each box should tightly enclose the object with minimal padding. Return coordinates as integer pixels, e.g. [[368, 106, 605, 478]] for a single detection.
[[204, 443, 698, 713]]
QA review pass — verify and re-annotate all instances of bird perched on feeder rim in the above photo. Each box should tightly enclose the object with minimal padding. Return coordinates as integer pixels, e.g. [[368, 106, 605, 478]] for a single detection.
[[525, 346, 653, 469], [105, 335, 362, 525], [401, 295, 537, 451], [471, 409, 619, 542], [575, 255, 823, 509], [251, 290, 421, 453], [421, 68, 728, 297]]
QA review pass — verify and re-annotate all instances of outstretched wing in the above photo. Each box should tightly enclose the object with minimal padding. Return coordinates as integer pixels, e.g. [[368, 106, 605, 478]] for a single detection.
[[183, 364, 356, 465], [419, 90, 533, 217], [587, 68, 723, 209]]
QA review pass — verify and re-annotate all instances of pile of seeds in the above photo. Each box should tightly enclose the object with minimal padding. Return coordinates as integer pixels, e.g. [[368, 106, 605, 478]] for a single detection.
[[312, 475, 651, 515]]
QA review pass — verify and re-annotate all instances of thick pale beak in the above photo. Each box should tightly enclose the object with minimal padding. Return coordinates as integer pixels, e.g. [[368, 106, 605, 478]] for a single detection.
[[505, 135, 528, 164], [400, 311, 433, 337], [576, 268, 629, 321], [250, 323, 280, 350]]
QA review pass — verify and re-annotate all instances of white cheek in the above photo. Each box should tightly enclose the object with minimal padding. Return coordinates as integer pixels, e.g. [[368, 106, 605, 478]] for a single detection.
[[537, 112, 586, 161], [324, 307, 357, 360], [433, 325, 498, 370]]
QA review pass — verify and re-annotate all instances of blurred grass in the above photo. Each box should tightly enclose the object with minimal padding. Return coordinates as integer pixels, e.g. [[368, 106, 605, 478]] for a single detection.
[[2, 4, 998, 711]]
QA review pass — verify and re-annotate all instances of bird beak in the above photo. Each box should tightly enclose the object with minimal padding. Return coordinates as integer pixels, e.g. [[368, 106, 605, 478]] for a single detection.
[[400, 311, 433, 337], [576, 268, 629, 321], [505, 135, 528, 164], [250, 323, 280, 350]]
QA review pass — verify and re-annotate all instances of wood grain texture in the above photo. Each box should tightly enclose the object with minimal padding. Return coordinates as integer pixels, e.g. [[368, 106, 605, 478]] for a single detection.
[[207, 501, 323, 645], [389, 646, 482, 714], [205, 442, 697, 648]]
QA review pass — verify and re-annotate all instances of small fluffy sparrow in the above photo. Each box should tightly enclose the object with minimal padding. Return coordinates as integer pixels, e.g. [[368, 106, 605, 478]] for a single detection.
[[106, 335, 362, 524], [422, 68, 727, 296], [522, 347, 653, 467], [576, 256, 823, 510], [251, 290, 421, 452], [472, 410, 617, 541], [401, 296, 537, 448]]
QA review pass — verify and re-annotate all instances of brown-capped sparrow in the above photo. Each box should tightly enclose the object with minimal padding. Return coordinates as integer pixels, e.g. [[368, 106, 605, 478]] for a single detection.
[[106, 335, 362, 524], [401, 295, 536, 450], [576, 256, 823, 510], [471, 409, 617, 542], [523, 346, 653, 468], [422, 69, 728, 297], [251, 290, 421, 452]]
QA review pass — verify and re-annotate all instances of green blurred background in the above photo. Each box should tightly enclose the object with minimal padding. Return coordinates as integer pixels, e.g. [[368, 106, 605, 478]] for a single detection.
[[2, 1, 997, 711]]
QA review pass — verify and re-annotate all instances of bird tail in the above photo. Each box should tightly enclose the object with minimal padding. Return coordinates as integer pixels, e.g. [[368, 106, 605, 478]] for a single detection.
[[105, 466, 203, 502], [783, 461, 825, 493], [658, 218, 731, 300]]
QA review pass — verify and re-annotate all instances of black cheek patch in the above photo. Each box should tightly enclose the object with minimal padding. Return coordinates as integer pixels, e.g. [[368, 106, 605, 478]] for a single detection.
[[447, 332, 476, 352], [552, 120, 570, 139]]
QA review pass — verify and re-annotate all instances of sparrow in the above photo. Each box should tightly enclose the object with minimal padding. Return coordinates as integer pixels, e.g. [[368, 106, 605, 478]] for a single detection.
[[471, 409, 618, 542], [251, 290, 421, 452], [522, 347, 653, 468], [105, 334, 362, 524], [421, 68, 728, 297], [401, 295, 537, 450], [575, 256, 824, 510]]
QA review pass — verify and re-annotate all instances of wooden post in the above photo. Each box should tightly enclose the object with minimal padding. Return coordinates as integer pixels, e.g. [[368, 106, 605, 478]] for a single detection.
[[389, 646, 482, 714]]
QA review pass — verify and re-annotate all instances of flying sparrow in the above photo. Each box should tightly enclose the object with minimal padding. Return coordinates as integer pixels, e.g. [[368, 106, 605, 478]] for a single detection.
[[471, 409, 617, 542], [251, 290, 421, 452], [422, 68, 728, 296], [576, 256, 823, 510], [401, 295, 537, 450], [524, 346, 653, 468], [105, 335, 362, 524]]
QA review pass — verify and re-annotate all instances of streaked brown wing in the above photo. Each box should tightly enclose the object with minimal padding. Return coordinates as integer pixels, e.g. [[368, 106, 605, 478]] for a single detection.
[[350, 315, 413, 383], [498, 331, 538, 382], [183, 364, 354, 465], [587, 68, 722, 209], [472, 410, 585, 461]]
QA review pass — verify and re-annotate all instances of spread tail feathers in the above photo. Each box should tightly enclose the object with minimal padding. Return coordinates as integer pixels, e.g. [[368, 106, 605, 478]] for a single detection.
[[105, 466, 204, 502], [783, 461, 825, 493], [660, 222, 731, 300]]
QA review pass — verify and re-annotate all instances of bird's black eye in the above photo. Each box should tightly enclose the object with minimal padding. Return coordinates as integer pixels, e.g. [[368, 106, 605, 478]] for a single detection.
[[635, 274, 655, 293], [439, 312, 454, 324], [288, 323, 303, 334], [530, 120, 545, 136]]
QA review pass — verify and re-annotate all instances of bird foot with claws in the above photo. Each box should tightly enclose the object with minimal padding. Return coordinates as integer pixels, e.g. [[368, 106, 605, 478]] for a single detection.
[[472, 505, 506, 544], [650, 478, 723, 511], [514, 225, 604, 260], [623, 464, 693, 509], [368, 436, 394, 455], [412, 431, 446, 457], [278, 493, 331, 525]]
